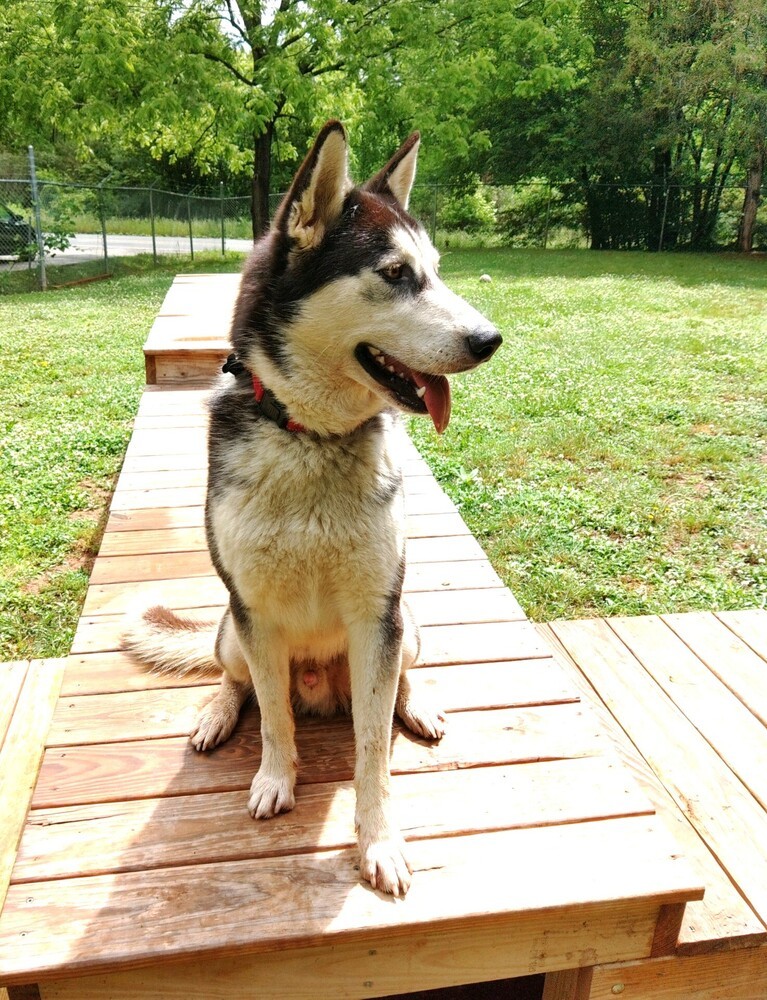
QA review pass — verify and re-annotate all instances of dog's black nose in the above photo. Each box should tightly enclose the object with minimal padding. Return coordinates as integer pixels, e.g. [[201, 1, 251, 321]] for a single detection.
[[466, 326, 503, 361]]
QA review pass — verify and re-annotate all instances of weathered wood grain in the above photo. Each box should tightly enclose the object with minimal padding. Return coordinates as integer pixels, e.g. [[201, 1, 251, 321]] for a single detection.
[[15, 757, 650, 883], [0, 817, 702, 985], [32, 702, 604, 807]]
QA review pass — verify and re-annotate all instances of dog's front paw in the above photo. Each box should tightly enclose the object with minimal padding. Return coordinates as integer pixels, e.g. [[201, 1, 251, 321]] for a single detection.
[[359, 837, 413, 897], [248, 769, 296, 819], [397, 697, 447, 742]]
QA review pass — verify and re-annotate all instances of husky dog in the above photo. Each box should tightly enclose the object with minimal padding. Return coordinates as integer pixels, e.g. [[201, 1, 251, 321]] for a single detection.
[[124, 121, 501, 896]]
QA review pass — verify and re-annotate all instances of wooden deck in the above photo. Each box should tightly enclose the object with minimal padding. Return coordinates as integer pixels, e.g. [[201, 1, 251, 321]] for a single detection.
[[542, 611, 767, 998], [0, 275, 715, 998]]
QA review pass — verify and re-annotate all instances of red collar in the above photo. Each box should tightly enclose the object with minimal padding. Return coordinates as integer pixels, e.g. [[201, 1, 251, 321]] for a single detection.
[[251, 373, 306, 433]]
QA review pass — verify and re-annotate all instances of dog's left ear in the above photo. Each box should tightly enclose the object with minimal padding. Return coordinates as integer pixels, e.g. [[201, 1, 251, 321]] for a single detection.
[[363, 132, 420, 211], [273, 120, 351, 250]]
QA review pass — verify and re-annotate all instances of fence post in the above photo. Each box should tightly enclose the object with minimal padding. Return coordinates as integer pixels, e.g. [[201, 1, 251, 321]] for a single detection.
[[543, 182, 552, 250], [658, 184, 670, 252], [220, 181, 225, 256], [98, 177, 109, 271], [149, 184, 157, 265], [27, 145, 47, 291], [187, 189, 194, 261]]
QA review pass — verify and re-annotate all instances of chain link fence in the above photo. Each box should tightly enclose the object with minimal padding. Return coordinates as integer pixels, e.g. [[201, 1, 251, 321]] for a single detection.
[[1, 174, 763, 293]]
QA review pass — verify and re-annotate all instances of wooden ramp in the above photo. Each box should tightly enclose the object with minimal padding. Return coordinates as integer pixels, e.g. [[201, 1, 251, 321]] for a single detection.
[[0, 275, 705, 999], [542, 611, 767, 999]]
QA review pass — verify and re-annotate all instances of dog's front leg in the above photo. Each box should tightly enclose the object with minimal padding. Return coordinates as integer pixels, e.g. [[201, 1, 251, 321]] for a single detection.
[[237, 617, 297, 819], [348, 614, 412, 896]]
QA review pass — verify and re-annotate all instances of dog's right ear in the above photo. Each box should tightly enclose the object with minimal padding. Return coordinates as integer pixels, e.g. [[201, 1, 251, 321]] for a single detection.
[[273, 120, 351, 250]]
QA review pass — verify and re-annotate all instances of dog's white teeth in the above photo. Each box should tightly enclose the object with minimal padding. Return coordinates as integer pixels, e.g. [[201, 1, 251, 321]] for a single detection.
[[416, 386, 427, 398], [387, 365, 395, 373], [368, 345, 378, 356]]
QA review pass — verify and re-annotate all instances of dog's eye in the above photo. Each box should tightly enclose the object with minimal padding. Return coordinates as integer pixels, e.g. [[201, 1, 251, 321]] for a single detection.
[[380, 263, 407, 283]]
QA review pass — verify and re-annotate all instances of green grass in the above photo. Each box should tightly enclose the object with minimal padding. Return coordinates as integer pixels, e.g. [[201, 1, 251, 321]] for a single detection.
[[1, 248, 765, 659], [0, 252, 244, 659], [409, 248, 767, 620]]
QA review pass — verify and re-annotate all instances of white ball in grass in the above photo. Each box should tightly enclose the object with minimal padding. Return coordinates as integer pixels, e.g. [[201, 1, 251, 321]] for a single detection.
[[479, 273, 492, 283]]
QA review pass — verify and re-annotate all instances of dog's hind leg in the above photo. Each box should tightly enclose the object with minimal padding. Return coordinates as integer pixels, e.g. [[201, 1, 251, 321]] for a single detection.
[[395, 600, 446, 741], [190, 672, 250, 751], [190, 609, 250, 751]]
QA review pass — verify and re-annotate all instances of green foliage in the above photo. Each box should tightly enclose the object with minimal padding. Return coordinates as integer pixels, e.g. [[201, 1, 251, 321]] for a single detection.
[[495, 183, 583, 248], [440, 187, 497, 233]]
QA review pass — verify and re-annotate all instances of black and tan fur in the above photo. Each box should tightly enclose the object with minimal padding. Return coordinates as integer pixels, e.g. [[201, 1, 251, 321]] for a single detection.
[[124, 122, 501, 896]]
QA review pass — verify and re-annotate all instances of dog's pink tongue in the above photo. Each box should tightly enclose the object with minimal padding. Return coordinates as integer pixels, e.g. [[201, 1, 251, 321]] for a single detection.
[[415, 374, 452, 434]]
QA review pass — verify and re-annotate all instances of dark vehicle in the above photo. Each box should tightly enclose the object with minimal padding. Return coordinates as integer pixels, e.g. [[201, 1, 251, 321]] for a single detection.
[[0, 201, 35, 259]]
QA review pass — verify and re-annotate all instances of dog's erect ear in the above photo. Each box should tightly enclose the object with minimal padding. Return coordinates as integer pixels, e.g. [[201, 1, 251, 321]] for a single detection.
[[363, 132, 420, 211], [273, 120, 351, 249]]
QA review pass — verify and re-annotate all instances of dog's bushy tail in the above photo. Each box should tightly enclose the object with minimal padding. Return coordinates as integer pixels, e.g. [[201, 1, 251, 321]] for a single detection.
[[122, 605, 221, 676]]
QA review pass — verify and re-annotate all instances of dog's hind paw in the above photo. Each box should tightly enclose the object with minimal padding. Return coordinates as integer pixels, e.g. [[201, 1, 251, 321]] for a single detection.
[[397, 697, 447, 742], [359, 838, 413, 897], [190, 705, 238, 752], [248, 770, 296, 819]]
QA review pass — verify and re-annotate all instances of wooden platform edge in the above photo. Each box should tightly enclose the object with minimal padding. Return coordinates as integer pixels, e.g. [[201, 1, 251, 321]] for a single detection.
[[0, 660, 66, 913]]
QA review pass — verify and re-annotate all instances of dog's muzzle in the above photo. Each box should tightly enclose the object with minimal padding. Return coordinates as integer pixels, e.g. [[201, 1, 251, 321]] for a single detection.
[[466, 325, 503, 362]]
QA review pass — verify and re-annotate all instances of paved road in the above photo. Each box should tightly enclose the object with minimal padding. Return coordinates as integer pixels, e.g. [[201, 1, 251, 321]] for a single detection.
[[1, 232, 254, 271]]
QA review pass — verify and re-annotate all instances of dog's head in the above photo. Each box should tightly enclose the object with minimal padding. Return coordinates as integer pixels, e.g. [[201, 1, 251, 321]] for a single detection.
[[232, 121, 502, 436]]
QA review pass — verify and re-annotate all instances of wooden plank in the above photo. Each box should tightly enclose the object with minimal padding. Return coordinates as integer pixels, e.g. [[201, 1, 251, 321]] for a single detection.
[[134, 388, 210, 415], [102, 505, 465, 536], [588, 946, 767, 1000], [407, 535, 489, 563], [32, 702, 605, 806], [81, 562, 508, 617], [122, 427, 206, 457], [609, 616, 767, 811], [0, 817, 702, 984], [152, 355, 225, 385], [90, 538, 490, 585], [52, 654, 577, 740], [0, 660, 66, 913], [98, 515, 476, 557], [540, 622, 767, 955], [405, 586, 524, 625], [33, 900, 663, 1000], [405, 511, 471, 538], [119, 451, 208, 474], [105, 506, 206, 533], [131, 413, 208, 430], [549, 618, 767, 932], [419, 620, 550, 665], [14, 758, 651, 883], [62, 655, 574, 718], [716, 609, 767, 663], [662, 612, 767, 727], [114, 468, 207, 493], [0, 661, 28, 751], [89, 549, 214, 585], [68, 588, 524, 657], [82, 576, 228, 616], [106, 484, 457, 514], [543, 969, 594, 1000], [99, 525, 207, 556], [109, 485, 207, 511], [404, 559, 502, 592]]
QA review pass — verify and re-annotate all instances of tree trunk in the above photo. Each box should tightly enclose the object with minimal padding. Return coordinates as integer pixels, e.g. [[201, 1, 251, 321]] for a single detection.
[[738, 148, 765, 253], [251, 120, 274, 240]]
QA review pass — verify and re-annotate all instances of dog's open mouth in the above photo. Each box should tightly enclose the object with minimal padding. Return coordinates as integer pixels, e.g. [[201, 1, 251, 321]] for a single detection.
[[354, 343, 452, 433]]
